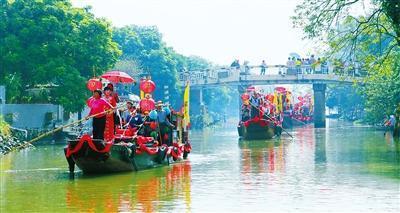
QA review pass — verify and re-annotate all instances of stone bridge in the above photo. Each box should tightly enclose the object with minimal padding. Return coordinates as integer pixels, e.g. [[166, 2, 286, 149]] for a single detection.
[[179, 66, 363, 128]]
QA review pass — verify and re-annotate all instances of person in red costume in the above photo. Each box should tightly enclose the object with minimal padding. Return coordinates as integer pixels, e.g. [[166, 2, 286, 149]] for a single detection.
[[103, 87, 117, 141], [106, 83, 122, 127], [106, 83, 120, 103], [86, 89, 111, 140]]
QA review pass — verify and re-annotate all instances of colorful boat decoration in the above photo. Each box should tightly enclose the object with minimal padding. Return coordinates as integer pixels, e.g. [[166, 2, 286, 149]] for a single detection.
[[65, 74, 192, 175], [283, 93, 313, 128], [64, 134, 191, 174], [238, 86, 283, 140]]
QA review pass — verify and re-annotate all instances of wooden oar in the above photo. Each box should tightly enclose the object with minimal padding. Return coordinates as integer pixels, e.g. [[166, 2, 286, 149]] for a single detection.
[[8, 105, 125, 152]]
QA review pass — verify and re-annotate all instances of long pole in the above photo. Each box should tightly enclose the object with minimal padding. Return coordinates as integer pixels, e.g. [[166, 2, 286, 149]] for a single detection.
[[9, 105, 125, 152], [156, 114, 164, 145], [263, 114, 294, 138]]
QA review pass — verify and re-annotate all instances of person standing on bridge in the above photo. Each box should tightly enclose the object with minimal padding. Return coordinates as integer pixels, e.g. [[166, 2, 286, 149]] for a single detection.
[[260, 60, 267, 75], [230, 59, 240, 69]]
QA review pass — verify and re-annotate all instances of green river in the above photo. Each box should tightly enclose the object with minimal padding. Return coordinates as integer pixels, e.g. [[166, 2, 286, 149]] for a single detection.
[[1, 120, 399, 212]]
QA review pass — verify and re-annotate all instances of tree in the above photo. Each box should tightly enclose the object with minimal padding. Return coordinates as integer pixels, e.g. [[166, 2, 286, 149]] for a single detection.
[[293, 0, 400, 137], [326, 85, 365, 120], [293, 0, 400, 45], [0, 0, 121, 113], [113, 25, 181, 104], [293, 0, 399, 74]]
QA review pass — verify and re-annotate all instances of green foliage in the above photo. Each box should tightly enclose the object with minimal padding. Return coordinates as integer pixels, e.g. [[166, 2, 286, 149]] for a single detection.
[[0, 0, 121, 113], [112, 25, 236, 123], [0, 116, 11, 137], [293, 0, 400, 45], [113, 25, 181, 101], [360, 52, 400, 122], [294, 0, 400, 126], [326, 85, 364, 120]]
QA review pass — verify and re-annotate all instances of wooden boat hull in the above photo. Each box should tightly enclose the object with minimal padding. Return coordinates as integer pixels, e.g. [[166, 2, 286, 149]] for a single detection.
[[64, 138, 189, 174], [237, 122, 278, 140]]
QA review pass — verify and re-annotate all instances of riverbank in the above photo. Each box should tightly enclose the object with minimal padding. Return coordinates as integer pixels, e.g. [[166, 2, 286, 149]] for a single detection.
[[0, 135, 31, 155], [0, 117, 32, 155]]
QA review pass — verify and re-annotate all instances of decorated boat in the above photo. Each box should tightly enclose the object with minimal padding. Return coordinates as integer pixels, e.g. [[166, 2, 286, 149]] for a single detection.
[[65, 73, 192, 175], [237, 86, 283, 140], [237, 117, 281, 140], [283, 93, 313, 128], [64, 133, 191, 174]]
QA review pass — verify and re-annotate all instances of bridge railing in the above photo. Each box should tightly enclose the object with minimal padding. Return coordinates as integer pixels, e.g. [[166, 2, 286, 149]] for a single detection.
[[178, 65, 366, 86]]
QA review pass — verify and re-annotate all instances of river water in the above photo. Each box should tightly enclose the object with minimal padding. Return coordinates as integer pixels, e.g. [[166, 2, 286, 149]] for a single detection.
[[1, 120, 399, 212]]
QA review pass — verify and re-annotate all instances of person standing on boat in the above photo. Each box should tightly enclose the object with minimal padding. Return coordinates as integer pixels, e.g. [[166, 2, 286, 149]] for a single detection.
[[156, 101, 174, 145], [106, 83, 120, 103], [241, 105, 251, 121], [126, 103, 143, 129], [86, 89, 111, 140], [249, 91, 261, 119], [106, 83, 121, 128], [103, 87, 117, 141]]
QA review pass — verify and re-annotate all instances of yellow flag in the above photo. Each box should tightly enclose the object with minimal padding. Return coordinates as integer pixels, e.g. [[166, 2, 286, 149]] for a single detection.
[[183, 83, 190, 128], [140, 90, 144, 99], [273, 91, 278, 113]]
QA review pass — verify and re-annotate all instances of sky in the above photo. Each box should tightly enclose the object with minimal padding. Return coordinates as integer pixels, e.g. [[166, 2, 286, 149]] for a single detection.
[[71, 0, 318, 66]]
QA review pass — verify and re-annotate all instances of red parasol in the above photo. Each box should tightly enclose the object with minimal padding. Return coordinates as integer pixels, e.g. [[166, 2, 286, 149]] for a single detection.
[[246, 86, 256, 92], [274, 86, 286, 94], [101, 71, 135, 83]]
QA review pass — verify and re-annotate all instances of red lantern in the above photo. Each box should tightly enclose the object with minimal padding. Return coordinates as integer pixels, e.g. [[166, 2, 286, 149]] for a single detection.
[[87, 78, 102, 91], [149, 122, 157, 130], [140, 79, 156, 94], [139, 98, 155, 113], [241, 93, 250, 101]]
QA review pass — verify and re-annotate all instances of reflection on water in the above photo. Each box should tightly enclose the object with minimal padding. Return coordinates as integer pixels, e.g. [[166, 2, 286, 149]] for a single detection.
[[1, 150, 191, 212], [1, 120, 399, 212], [65, 162, 191, 212]]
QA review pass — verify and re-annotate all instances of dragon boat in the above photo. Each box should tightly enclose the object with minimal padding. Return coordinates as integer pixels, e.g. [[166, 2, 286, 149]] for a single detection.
[[65, 74, 192, 175], [237, 117, 281, 140], [282, 93, 313, 128], [238, 86, 283, 140], [64, 131, 191, 174]]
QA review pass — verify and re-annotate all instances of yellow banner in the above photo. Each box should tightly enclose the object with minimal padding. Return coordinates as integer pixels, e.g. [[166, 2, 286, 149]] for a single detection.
[[273, 91, 278, 113], [183, 83, 190, 128]]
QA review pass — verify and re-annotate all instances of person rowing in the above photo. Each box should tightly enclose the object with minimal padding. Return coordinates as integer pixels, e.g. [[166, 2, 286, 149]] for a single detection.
[[85, 89, 112, 140]]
